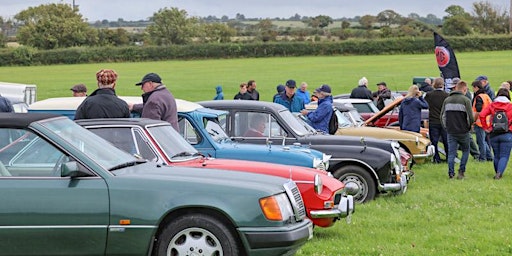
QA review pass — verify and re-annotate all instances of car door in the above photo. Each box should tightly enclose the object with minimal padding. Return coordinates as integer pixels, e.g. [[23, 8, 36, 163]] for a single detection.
[[0, 128, 109, 256]]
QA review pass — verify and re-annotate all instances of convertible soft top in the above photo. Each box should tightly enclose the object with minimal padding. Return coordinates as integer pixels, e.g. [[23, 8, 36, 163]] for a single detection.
[[0, 113, 61, 128]]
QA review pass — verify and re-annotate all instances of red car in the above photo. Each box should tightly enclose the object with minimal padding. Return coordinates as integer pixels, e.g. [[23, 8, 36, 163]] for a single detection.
[[76, 118, 355, 228]]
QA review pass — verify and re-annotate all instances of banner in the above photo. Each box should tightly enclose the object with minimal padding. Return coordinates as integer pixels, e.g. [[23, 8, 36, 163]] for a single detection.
[[434, 32, 460, 92]]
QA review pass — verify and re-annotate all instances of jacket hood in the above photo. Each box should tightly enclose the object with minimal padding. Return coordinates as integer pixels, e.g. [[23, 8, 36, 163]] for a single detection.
[[215, 85, 223, 93]]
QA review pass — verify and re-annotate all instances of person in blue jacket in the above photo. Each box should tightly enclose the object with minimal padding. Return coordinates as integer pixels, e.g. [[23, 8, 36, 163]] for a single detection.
[[399, 85, 429, 133], [300, 84, 333, 134], [213, 85, 224, 100], [274, 79, 304, 112]]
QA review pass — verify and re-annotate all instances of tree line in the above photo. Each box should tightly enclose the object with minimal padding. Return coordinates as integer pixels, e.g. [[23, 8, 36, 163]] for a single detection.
[[0, 1, 509, 50]]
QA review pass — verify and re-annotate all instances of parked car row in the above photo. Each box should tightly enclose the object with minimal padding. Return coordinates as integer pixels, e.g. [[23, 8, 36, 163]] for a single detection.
[[0, 93, 429, 255]]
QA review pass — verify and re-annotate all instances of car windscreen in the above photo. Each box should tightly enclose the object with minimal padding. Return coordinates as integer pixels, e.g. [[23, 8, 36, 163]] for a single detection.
[[38, 118, 137, 171], [146, 125, 200, 160], [204, 118, 231, 143]]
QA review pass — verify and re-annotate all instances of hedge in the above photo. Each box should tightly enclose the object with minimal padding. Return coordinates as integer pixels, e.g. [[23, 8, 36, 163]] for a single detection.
[[1, 35, 512, 66]]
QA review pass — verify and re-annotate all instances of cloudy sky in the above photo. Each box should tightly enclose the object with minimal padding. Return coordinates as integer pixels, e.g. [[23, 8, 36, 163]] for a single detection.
[[1, 0, 510, 21]]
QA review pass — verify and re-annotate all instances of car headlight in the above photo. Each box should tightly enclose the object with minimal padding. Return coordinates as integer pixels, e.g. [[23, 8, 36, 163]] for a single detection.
[[259, 193, 294, 221], [314, 174, 323, 195], [313, 157, 323, 170]]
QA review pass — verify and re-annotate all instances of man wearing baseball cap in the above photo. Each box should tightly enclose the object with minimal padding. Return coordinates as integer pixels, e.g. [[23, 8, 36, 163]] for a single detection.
[[476, 75, 494, 100], [273, 79, 305, 112], [300, 84, 333, 134], [130, 72, 179, 132]]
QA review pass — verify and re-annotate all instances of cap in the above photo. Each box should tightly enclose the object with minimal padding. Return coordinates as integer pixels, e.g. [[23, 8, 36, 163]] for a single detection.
[[276, 84, 285, 93], [96, 69, 118, 86], [285, 79, 296, 88], [135, 73, 162, 86], [376, 82, 387, 86], [70, 84, 87, 93], [315, 84, 331, 94], [476, 75, 488, 81]]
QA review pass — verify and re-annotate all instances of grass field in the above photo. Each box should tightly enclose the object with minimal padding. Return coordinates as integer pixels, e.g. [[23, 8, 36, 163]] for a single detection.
[[1, 51, 512, 254], [1, 50, 511, 102]]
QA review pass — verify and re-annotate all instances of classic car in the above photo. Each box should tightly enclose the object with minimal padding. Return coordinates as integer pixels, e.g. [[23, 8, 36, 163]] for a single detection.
[[76, 118, 355, 228], [305, 101, 433, 164], [29, 97, 331, 171], [199, 100, 408, 203], [0, 113, 312, 256]]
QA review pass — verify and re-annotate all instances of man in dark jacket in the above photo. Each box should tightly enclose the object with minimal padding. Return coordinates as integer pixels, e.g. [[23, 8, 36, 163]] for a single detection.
[[424, 77, 449, 163], [350, 77, 373, 100], [441, 80, 474, 179], [74, 69, 130, 120], [131, 73, 179, 132], [372, 81, 391, 110]]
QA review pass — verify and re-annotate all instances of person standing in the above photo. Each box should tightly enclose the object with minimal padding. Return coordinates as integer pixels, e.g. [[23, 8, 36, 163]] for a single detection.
[[213, 85, 224, 100], [424, 77, 449, 164], [476, 75, 495, 101], [0, 94, 13, 112], [419, 78, 434, 93], [273, 84, 285, 102], [399, 85, 429, 133], [349, 77, 373, 100], [247, 80, 259, 100], [130, 73, 179, 132], [70, 84, 87, 97], [479, 88, 512, 179], [300, 84, 333, 133], [234, 82, 252, 100], [296, 82, 311, 104], [441, 80, 474, 179], [372, 81, 391, 110], [274, 79, 305, 112], [74, 69, 130, 120], [472, 80, 493, 162]]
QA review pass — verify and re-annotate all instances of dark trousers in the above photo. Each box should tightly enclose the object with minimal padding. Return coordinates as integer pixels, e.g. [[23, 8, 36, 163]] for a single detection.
[[429, 123, 448, 163]]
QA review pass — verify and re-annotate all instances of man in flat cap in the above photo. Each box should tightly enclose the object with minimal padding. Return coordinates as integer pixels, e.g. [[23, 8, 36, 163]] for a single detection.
[[129, 73, 179, 132], [372, 81, 391, 110], [70, 84, 87, 97], [75, 69, 130, 120]]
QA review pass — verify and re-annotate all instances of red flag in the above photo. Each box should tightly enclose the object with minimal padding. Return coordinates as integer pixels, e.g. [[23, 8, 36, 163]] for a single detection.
[[434, 32, 460, 92]]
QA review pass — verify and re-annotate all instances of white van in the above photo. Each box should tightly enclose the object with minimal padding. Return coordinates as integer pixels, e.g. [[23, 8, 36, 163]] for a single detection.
[[0, 82, 37, 112]]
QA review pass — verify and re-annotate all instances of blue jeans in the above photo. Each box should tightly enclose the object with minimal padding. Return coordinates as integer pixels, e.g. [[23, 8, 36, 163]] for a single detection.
[[490, 132, 512, 175], [447, 133, 471, 176], [429, 123, 448, 163], [474, 125, 493, 160]]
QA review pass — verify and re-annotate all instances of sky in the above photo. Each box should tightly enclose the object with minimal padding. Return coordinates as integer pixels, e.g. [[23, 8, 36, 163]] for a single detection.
[[1, 0, 510, 21]]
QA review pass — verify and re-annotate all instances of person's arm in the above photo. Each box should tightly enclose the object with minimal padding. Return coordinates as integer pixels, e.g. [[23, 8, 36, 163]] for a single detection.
[[479, 104, 492, 131], [466, 100, 475, 125], [418, 97, 429, 109]]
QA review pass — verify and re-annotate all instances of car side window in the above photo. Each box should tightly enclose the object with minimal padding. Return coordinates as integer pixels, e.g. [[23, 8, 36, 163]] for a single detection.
[[133, 131, 158, 161], [89, 127, 137, 155], [178, 117, 201, 145], [0, 128, 68, 177], [234, 112, 272, 138]]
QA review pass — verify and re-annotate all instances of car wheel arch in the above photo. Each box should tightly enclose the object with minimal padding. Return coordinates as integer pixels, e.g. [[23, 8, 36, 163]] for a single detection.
[[152, 207, 245, 255], [329, 161, 379, 203]]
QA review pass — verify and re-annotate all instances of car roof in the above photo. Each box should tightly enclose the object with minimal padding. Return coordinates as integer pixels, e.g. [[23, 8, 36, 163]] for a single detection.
[[75, 117, 168, 127], [28, 96, 143, 110], [0, 112, 62, 128], [333, 98, 373, 104], [199, 100, 288, 112]]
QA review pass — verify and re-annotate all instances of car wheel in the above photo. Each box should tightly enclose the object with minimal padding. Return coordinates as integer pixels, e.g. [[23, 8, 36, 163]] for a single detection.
[[154, 213, 241, 256], [333, 165, 376, 203]]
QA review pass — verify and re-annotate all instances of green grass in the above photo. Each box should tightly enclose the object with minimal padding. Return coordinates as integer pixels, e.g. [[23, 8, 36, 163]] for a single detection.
[[297, 159, 512, 255], [1, 50, 511, 102]]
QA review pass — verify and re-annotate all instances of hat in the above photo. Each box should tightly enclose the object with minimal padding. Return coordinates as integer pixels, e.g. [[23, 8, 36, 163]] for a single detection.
[[135, 73, 162, 86], [276, 84, 285, 93], [476, 75, 488, 81], [452, 77, 461, 84], [285, 79, 296, 88], [70, 84, 87, 92], [96, 69, 118, 86], [376, 82, 387, 86], [315, 84, 331, 94]]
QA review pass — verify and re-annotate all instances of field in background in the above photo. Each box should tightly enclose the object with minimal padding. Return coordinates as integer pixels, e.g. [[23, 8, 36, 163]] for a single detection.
[[0, 50, 511, 102]]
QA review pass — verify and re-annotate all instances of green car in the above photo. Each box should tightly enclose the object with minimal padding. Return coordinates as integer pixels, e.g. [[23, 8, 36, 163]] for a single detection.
[[0, 113, 312, 256]]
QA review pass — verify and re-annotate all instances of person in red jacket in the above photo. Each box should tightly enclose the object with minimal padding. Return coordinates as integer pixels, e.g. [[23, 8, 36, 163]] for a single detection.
[[479, 88, 512, 179]]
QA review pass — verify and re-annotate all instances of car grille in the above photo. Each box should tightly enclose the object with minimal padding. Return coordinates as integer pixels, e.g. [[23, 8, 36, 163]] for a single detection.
[[284, 181, 306, 221]]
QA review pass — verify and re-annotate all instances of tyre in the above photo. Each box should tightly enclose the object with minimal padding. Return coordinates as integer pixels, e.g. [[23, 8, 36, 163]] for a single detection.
[[154, 213, 241, 256], [333, 165, 376, 203]]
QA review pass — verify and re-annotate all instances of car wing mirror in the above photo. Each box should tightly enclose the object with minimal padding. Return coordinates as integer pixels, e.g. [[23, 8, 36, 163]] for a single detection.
[[61, 161, 92, 178]]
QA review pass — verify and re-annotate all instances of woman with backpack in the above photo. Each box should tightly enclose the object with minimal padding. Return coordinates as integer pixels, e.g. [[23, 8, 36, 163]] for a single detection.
[[479, 88, 512, 179]]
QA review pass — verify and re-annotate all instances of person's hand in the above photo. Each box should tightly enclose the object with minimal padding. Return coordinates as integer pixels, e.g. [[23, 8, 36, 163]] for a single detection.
[[416, 91, 422, 97], [300, 109, 308, 115], [127, 103, 134, 111]]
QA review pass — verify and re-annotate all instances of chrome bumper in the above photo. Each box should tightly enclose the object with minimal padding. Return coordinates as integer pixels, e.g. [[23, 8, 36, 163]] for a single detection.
[[309, 195, 355, 220], [379, 173, 408, 194], [413, 145, 435, 159]]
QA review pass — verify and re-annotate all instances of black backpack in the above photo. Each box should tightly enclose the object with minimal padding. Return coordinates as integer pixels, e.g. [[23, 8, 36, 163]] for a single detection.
[[328, 107, 338, 135], [492, 110, 509, 133]]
